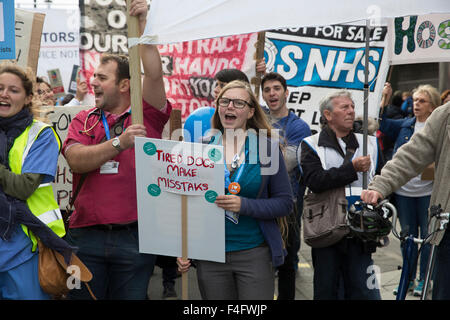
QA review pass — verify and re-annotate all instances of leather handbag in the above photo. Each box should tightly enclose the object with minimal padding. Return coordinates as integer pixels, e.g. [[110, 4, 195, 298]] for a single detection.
[[38, 240, 96, 299]]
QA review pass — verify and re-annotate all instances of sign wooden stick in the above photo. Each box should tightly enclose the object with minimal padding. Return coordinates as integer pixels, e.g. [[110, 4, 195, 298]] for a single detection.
[[168, 109, 189, 299], [181, 194, 189, 300], [126, 0, 144, 125], [253, 31, 266, 100]]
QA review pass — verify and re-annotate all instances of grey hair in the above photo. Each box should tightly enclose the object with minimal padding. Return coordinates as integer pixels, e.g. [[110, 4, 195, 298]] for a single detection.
[[319, 90, 354, 117], [318, 90, 354, 127]]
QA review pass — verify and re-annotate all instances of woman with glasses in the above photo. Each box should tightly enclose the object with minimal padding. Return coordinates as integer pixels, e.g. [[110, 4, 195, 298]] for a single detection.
[[379, 83, 441, 297], [177, 80, 293, 300], [36, 77, 56, 106]]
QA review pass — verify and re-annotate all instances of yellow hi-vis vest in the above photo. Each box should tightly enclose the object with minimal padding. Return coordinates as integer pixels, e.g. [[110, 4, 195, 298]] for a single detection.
[[8, 119, 65, 251]]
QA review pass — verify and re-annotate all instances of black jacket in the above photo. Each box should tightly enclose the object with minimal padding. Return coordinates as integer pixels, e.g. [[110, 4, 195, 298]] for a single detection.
[[300, 126, 358, 194]]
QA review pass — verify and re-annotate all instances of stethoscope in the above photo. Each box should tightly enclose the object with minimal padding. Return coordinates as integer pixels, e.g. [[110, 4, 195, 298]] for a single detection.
[[78, 108, 130, 139], [78, 109, 101, 138]]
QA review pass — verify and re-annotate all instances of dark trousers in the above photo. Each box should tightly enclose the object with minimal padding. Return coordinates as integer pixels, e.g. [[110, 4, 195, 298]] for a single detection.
[[311, 237, 381, 300], [432, 230, 450, 300], [277, 213, 301, 300], [156, 255, 178, 288], [66, 225, 156, 300]]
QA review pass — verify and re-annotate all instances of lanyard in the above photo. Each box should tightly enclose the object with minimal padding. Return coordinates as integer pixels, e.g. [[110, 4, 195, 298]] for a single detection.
[[224, 148, 249, 191], [101, 111, 111, 141]]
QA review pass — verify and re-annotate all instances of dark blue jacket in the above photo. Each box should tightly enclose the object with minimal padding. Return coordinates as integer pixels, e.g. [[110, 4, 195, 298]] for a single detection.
[[379, 116, 416, 155]]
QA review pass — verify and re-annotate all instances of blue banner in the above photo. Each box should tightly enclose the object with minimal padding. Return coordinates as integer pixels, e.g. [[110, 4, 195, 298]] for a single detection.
[[265, 39, 384, 92], [0, 0, 15, 60]]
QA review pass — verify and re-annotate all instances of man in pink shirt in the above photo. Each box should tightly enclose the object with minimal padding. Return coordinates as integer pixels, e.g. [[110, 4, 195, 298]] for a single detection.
[[62, 0, 171, 300]]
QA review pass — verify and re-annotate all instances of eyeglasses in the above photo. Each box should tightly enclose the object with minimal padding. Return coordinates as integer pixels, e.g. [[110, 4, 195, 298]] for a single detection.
[[413, 98, 430, 104], [38, 89, 53, 95], [217, 97, 251, 109]]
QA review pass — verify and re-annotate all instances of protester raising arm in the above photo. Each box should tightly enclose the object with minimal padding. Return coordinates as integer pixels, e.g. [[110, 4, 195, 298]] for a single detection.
[[130, 0, 167, 109]]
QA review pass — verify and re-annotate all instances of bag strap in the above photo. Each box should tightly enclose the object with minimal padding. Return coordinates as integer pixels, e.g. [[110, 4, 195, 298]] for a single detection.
[[66, 173, 88, 211], [85, 283, 97, 300], [343, 146, 355, 163]]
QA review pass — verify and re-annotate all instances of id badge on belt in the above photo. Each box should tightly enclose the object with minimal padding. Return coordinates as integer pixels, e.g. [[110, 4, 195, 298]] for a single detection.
[[100, 160, 119, 174]]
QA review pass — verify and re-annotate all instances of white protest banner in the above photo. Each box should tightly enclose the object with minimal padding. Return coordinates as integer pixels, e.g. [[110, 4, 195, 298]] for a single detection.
[[141, 0, 448, 45], [34, 8, 80, 96], [0, 0, 15, 60], [264, 23, 389, 133], [388, 13, 450, 65], [48, 106, 91, 209], [135, 137, 225, 263]]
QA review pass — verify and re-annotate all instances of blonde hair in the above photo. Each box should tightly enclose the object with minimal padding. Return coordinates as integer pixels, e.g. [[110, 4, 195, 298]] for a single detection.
[[212, 80, 272, 136], [413, 84, 441, 109]]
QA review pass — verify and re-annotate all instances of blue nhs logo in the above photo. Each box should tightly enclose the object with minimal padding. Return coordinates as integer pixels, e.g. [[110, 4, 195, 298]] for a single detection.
[[265, 39, 384, 92]]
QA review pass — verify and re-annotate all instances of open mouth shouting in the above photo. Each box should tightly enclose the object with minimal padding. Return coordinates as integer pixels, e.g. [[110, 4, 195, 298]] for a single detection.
[[94, 90, 103, 103], [224, 113, 237, 121], [0, 101, 11, 109]]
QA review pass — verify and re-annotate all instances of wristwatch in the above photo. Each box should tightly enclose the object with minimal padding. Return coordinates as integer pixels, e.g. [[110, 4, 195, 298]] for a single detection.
[[112, 137, 122, 152]]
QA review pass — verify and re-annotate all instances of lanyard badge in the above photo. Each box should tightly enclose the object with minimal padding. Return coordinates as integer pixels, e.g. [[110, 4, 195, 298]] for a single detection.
[[224, 150, 248, 224], [101, 111, 111, 140]]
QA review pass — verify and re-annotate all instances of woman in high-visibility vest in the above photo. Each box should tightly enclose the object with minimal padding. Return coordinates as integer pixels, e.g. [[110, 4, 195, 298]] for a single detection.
[[0, 63, 65, 299]]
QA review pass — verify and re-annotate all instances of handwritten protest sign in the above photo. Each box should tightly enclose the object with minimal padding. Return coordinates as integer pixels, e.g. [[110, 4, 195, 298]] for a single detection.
[[48, 106, 91, 209], [0, 1, 15, 60], [135, 137, 225, 263]]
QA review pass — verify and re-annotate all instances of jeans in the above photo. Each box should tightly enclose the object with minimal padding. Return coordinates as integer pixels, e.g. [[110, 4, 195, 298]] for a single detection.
[[432, 230, 450, 300], [395, 194, 431, 281], [65, 224, 156, 300], [311, 237, 381, 300]]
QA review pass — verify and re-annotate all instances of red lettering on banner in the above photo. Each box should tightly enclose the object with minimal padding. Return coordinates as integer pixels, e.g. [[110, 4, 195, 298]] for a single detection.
[[158, 34, 256, 119], [81, 33, 256, 120]]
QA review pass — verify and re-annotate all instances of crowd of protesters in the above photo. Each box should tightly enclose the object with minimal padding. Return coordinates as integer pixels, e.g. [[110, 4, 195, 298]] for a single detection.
[[1, 0, 450, 301]]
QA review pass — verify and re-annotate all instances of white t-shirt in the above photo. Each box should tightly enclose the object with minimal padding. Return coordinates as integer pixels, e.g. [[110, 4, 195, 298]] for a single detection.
[[395, 121, 433, 197]]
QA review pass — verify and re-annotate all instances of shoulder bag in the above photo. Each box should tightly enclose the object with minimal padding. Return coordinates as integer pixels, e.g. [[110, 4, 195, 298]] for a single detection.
[[38, 239, 96, 299], [302, 134, 354, 248]]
